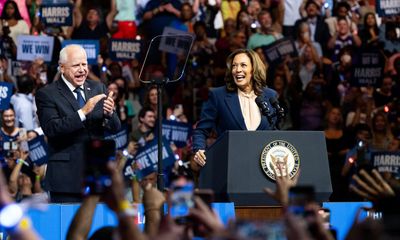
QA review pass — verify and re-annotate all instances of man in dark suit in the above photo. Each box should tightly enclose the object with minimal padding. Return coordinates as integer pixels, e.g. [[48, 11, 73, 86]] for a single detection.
[[35, 44, 121, 203], [293, 0, 331, 56]]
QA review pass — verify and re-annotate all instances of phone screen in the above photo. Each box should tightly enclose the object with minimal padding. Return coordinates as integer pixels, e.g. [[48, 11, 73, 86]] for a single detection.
[[83, 139, 116, 195], [288, 186, 315, 216], [169, 178, 194, 224]]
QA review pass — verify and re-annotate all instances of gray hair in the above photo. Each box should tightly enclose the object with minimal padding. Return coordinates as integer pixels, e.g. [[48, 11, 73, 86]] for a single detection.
[[58, 44, 87, 65]]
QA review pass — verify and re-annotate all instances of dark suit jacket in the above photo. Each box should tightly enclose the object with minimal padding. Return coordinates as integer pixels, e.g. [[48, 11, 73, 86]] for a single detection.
[[192, 86, 277, 151], [35, 79, 121, 193], [294, 16, 331, 54]]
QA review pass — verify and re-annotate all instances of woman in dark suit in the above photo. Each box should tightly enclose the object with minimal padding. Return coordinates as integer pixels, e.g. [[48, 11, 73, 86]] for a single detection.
[[192, 48, 277, 167]]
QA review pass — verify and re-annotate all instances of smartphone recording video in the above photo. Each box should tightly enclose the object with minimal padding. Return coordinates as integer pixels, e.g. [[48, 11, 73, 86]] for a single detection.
[[83, 139, 116, 195], [169, 177, 194, 225], [288, 185, 315, 216]]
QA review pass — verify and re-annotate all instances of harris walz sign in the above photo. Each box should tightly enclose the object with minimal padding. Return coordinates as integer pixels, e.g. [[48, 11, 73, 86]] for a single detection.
[[351, 50, 385, 87]]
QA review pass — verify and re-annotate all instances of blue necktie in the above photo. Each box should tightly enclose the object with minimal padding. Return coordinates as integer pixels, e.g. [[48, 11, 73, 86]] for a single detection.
[[74, 87, 85, 108]]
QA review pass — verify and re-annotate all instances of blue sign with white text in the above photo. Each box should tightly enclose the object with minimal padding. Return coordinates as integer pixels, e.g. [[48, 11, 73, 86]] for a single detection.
[[28, 135, 49, 166], [109, 39, 141, 61], [123, 137, 175, 180], [161, 120, 192, 148], [0, 82, 13, 110], [62, 40, 99, 65], [40, 4, 73, 26], [105, 124, 128, 150]]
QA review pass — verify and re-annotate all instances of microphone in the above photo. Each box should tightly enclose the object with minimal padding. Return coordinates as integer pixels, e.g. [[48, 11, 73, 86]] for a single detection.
[[269, 97, 285, 118], [255, 96, 272, 121]]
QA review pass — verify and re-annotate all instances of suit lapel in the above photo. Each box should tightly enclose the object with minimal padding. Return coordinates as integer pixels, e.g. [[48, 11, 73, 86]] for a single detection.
[[225, 92, 247, 130], [84, 81, 95, 100], [57, 80, 80, 111]]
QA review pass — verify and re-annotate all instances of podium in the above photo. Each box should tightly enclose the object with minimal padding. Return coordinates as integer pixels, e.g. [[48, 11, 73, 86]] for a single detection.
[[199, 131, 332, 206]]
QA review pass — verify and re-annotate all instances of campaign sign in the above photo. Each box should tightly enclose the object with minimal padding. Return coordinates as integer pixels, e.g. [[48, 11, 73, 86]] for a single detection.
[[160, 120, 192, 148], [17, 35, 55, 62], [109, 39, 141, 61], [351, 51, 385, 87], [261, 38, 298, 64], [159, 27, 193, 55], [62, 40, 99, 65], [123, 137, 175, 180], [40, 4, 73, 26], [372, 151, 400, 177], [105, 124, 128, 150], [0, 82, 13, 110], [376, 0, 400, 17], [28, 135, 49, 166]]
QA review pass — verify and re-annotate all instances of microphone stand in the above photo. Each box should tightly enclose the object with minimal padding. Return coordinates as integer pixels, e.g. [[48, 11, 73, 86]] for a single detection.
[[272, 107, 285, 130], [152, 76, 167, 192]]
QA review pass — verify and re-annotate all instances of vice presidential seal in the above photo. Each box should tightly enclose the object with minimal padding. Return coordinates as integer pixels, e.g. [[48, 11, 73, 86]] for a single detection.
[[260, 140, 300, 181]]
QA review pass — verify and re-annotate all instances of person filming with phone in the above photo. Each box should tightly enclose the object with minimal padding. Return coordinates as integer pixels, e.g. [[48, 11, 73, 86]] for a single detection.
[[35, 44, 121, 203]]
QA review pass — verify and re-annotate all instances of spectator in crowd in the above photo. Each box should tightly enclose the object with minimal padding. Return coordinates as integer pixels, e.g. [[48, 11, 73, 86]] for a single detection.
[[143, 84, 163, 118], [71, 0, 115, 40], [0, 167, 41, 239], [220, 0, 242, 21], [111, 0, 137, 39], [0, 108, 26, 164], [10, 74, 39, 131], [299, 76, 327, 130], [192, 0, 220, 40], [113, 76, 136, 129], [247, 10, 282, 50], [129, 106, 156, 149], [66, 161, 147, 240], [345, 87, 374, 129], [270, 67, 297, 130], [0, 0, 29, 45], [294, 21, 323, 59], [359, 12, 381, 49], [142, 0, 182, 40], [294, 0, 330, 55], [7, 149, 37, 201], [246, 0, 262, 28], [215, 17, 236, 53], [236, 9, 253, 40], [324, 107, 351, 201], [370, 111, 399, 152], [107, 82, 128, 126], [282, 0, 302, 37], [327, 16, 361, 62], [373, 74, 394, 108], [0, 54, 14, 83], [325, 1, 358, 38], [379, 16, 400, 54], [342, 123, 372, 178], [294, 24, 322, 91]]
